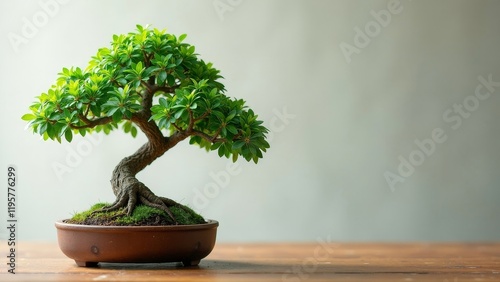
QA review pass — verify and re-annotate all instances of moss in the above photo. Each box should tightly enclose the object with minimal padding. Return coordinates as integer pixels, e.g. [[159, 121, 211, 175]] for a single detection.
[[68, 202, 206, 226]]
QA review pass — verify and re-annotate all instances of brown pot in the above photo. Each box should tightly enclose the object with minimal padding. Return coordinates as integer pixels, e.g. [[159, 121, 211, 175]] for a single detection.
[[55, 220, 218, 267]]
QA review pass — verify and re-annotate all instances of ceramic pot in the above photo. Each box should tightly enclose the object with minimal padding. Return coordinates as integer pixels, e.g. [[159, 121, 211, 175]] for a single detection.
[[55, 220, 218, 267]]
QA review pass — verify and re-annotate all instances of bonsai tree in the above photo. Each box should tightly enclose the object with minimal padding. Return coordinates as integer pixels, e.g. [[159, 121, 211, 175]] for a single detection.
[[23, 25, 269, 224]]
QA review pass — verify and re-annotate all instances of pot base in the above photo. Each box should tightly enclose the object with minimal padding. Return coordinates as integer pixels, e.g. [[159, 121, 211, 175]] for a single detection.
[[74, 259, 200, 267], [55, 220, 218, 267]]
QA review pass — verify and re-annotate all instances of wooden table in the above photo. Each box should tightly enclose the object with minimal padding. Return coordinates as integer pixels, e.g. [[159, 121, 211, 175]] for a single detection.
[[1, 242, 499, 281]]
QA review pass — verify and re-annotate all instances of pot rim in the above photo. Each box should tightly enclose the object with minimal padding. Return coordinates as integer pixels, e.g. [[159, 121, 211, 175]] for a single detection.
[[55, 219, 218, 232]]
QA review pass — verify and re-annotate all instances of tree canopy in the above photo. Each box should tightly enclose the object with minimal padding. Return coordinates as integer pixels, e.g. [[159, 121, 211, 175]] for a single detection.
[[23, 25, 269, 163]]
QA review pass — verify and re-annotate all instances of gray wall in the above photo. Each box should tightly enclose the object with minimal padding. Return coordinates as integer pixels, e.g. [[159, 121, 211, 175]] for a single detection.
[[1, 0, 499, 242]]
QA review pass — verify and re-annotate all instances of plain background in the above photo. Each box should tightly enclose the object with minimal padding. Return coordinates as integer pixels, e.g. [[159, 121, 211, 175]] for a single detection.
[[0, 0, 499, 242]]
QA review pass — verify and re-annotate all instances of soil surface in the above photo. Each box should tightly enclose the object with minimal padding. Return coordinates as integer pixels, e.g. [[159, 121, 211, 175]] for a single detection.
[[65, 203, 206, 226], [64, 214, 176, 226]]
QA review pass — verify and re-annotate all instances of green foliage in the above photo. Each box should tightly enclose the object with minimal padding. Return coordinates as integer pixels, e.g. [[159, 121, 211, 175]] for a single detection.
[[23, 24, 269, 163], [150, 79, 269, 163], [70, 202, 205, 225]]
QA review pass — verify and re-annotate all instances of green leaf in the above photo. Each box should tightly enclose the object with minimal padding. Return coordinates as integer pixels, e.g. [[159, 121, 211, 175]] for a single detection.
[[227, 125, 238, 135], [106, 106, 120, 116], [131, 126, 138, 138], [179, 34, 187, 42], [255, 148, 263, 158], [46, 123, 57, 139], [123, 121, 132, 133], [112, 110, 123, 123], [212, 111, 225, 121], [117, 78, 128, 86], [135, 61, 143, 73], [218, 144, 225, 157], [39, 122, 48, 134], [123, 109, 133, 119], [189, 136, 201, 145], [157, 70, 167, 85], [249, 145, 257, 156], [232, 140, 246, 150], [166, 74, 175, 86], [226, 110, 236, 121], [144, 66, 160, 77], [21, 114, 36, 121], [157, 117, 168, 129], [64, 129, 73, 142], [174, 108, 185, 119], [210, 142, 222, 150], [90, 104, 101, 116], [159, 97, 168, 108], [103, 125, 111, 135], [252, 156, 259, 164]]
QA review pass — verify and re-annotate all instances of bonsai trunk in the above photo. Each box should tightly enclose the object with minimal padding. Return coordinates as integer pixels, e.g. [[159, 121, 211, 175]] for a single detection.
[[98, 116, 192, 223]]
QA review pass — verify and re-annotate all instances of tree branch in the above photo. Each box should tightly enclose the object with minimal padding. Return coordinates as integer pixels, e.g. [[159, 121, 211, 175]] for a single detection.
[[191, 130, 226, 143], [211, 125, 224, 142], [142, 49, 152, 67], [141, 81, 154, 94], [70, 116, 113, 129], [172, 123, 183, 132], [187, 108, 195, 131], [193, 110, 210, 123], [110, 78, 126, 89], [83, 103, 91, 117], [151, 85, 180, 95]]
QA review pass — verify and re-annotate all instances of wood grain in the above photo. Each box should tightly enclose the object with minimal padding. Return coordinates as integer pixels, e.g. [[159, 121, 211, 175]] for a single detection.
[[0, 241, 499, 281]]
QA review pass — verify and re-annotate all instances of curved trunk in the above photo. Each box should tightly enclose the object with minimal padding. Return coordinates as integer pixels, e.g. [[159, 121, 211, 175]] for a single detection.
[[96, 84, 199, 222], [101, 114, 191, 221], [110, 141, 167, 197], [111, 118, 191, 192]]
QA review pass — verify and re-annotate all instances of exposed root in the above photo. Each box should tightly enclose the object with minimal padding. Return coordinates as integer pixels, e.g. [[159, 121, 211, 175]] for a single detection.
[[93, 176, 187, 224], [139, 195, 176, 224]]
